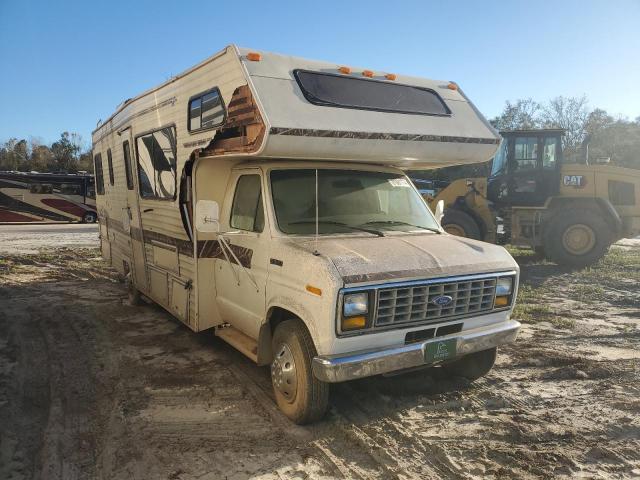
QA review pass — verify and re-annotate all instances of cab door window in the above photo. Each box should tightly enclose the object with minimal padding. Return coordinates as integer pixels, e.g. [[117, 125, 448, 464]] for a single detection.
[[230, 175, 264, 232], [514, 137, 538, 171], [542, 136, 558, 170]]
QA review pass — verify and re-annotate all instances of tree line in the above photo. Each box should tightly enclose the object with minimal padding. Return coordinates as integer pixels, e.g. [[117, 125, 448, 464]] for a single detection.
[[413, 95, 639, 182], [490, 95, 640, 168], [0, 132, 94, 173], [2, 95, 638, 176]]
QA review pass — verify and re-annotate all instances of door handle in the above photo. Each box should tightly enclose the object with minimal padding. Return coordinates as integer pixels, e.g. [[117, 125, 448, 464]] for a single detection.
[[143, 208, 154, 213]]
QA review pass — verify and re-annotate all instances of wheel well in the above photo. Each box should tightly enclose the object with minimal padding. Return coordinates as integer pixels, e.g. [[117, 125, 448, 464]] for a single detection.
[[546, 197, 622, 232], [257, 307, 306, 366], [449, 198, 487, 238]]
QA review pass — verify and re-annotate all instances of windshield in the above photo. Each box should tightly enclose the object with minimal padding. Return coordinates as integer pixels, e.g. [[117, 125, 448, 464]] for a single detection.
[[490, 139, 508, 177], [270, 169, 441, 235]]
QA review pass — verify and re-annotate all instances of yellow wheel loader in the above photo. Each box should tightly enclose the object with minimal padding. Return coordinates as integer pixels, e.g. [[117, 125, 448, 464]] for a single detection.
[[424, 129, 640, 267]]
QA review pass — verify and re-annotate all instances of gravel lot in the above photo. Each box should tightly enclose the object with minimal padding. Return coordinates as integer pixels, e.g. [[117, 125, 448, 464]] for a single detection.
[[0, 226, 638, 479]]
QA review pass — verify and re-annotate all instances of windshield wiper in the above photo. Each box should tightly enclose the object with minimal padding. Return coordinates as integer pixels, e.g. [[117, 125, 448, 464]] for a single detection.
[[289, 220, 384, 237], [361, 220, 441, 234]]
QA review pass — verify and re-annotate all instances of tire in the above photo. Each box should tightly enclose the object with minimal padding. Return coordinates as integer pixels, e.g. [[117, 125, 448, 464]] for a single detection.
[[271, 319, 329, 424], [441, 209, 482, 240], [543, 208, 611, 268], [126, 275, 142, 306], [82, 211, 97, 223], [442, 347, 497, 381]]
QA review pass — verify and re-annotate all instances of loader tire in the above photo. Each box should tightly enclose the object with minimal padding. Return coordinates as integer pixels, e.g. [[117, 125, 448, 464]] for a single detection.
[[543, 208, 611, 268], [271, 319, 329, 424], [442, 347, 497, 381], [441, 209, 482, 240]]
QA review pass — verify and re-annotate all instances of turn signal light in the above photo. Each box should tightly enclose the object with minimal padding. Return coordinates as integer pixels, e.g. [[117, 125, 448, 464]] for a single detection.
[[342, 315, 366, 330], [495, 296, 509, 307], [447, 82, 459, 90], [362, 70, 374, 78], [385, 73, 397, 81], [306, 285, 322, 296], [338, 66, 351, 74], [246, 52, 261, 61]]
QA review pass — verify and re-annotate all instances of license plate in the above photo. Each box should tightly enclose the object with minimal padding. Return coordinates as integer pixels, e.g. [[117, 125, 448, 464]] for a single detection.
[[424, 338, 457, 363]]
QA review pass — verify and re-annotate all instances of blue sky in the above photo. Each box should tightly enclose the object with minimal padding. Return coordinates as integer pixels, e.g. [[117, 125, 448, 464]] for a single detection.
[[1, 0, 638, 148]]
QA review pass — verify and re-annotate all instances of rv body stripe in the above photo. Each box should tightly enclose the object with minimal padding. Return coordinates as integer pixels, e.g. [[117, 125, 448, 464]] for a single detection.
[[104, 217, 252, 267], [269, 127, 501, 145]]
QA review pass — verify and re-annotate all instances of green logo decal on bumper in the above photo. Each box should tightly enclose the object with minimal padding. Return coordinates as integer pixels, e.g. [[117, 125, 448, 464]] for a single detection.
[[425, 338, 457, 363]]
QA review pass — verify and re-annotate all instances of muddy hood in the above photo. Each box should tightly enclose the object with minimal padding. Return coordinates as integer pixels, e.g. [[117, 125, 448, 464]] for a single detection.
[[297, 234, 518, 286]]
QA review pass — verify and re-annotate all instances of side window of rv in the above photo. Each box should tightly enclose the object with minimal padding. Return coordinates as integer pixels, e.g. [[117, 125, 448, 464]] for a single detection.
[[54, 183, 82, 195], [107, 148, 115, 186], [230, 175, 264, 233], [94, 153, 105, 195], [30, 183, 53, 194], [135, 126, 177, 200], [188, 88, 225, 132], [86, 180, 96, 198], [122, 140, 134, 190]]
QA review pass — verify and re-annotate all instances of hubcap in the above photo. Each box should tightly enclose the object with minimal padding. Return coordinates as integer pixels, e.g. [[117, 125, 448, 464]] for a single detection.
[[444, 224, 466, 237], [562, 224, 596, 255], [271, 343, 297, 403]]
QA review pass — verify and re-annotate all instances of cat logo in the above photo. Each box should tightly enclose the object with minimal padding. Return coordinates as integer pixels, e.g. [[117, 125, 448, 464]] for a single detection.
[[563, 175, 586, 187]]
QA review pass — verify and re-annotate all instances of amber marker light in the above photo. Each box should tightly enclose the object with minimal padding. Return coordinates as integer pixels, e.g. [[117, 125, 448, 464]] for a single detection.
[[246, 52, 261, 61], [447, 82, 459, 90], [362, 70, 374, 78], [338, 66, 351, 74], [385, 73, 397, 81], [495, 296, 509, 307], [342, 315, 367, 331], [306, 285, 322, 296]]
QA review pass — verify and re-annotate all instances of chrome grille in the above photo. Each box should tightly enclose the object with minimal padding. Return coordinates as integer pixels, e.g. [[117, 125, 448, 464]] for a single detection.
[[375, 278, 497, 327]]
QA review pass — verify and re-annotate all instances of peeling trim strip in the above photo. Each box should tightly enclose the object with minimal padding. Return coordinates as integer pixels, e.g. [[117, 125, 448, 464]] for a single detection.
[[105, 216, 252, 267], [269, 127, 500, 145]]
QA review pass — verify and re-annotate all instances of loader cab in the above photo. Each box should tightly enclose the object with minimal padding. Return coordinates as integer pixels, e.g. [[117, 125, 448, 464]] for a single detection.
[[487, 129, 564, 207]]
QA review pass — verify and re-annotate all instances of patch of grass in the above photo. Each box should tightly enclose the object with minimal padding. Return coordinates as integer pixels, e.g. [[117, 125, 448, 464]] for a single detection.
[[0, 247, 108, 282], [513, 284, 575, 329], [506, 246, 536, 258], [569, 284, 607, 303], [571, 247, 640, 296]]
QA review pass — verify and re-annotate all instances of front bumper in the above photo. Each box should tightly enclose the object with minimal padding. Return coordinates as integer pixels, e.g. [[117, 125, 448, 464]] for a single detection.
[[312, 319, 521, 383]]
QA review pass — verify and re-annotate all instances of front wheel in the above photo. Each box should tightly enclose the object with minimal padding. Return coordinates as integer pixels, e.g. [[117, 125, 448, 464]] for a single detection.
[[442, 347, 496, 381], [82, 211, 97, 223], [271, 319, 329, 424]]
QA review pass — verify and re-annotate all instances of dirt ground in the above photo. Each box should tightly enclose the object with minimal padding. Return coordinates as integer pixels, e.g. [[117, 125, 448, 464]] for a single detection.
[[0, 230, 639, 479]]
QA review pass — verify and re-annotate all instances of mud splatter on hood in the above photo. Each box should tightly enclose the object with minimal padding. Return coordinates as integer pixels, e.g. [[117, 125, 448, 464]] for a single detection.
[[296, 233, 518, 286]]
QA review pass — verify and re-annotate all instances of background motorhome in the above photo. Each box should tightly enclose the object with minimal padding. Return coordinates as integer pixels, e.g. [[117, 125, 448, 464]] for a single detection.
[[0, 171, 97, 223]]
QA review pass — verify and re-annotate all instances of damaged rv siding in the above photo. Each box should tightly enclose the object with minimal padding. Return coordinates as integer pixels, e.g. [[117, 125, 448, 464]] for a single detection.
[[92, 46, 249, 331]]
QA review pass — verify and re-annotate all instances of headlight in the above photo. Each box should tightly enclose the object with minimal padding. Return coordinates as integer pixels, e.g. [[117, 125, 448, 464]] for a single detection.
[[494, 277, 514, 307], [496, 277, 513, 296], [343, 292, 368, 317]]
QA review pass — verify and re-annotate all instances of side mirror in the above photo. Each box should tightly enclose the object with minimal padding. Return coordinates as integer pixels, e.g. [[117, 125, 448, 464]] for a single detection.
[[195, 200, 220, 233], [434, 199, 445, 224]]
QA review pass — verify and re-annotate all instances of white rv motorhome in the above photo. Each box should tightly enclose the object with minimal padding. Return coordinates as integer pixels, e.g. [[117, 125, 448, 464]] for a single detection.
[[92, 45, 520, 424]]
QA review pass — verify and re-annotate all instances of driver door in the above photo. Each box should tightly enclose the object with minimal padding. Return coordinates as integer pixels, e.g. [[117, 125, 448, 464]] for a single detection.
[[214, 170, 269, 339]]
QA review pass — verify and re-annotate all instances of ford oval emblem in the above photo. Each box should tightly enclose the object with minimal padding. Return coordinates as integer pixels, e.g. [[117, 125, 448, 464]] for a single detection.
[[432, 295, 453, 306]]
